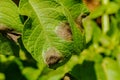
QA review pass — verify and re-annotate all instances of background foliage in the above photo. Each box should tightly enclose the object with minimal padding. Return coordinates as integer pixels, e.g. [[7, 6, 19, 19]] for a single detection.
[[0, 0, 120, 80]]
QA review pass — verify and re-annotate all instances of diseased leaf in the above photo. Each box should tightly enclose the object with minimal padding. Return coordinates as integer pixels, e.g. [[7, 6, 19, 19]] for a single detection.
[[20, 0, 87, 68], [0, 0, 23, 32], [38, 55, 81, 80]]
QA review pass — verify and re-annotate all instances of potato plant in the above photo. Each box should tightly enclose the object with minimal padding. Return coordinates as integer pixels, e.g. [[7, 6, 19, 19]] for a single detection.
[[0, 0, 120, 80]]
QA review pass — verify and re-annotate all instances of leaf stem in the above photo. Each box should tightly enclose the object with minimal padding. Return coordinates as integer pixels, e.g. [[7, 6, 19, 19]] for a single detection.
[[102, 0, 109, 34]]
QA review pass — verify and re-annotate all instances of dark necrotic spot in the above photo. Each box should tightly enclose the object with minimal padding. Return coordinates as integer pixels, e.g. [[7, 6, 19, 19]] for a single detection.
[[46, 55, 62, 66], [44, 48, 62, 66]]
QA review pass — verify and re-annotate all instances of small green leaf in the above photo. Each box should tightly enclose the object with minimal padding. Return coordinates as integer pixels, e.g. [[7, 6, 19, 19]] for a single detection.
[[83, 18, 93, 43]]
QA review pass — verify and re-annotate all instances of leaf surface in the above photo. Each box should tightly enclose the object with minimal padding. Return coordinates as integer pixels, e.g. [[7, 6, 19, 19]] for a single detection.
[[0, 0, 23, 32], [20, 0, 87, 68]]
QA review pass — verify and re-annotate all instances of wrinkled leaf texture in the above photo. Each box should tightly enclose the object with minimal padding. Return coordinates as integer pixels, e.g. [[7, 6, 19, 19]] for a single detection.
[[0, 0, 23, 32], [0, 0, 22, 55], [20, 0, 88, 68]]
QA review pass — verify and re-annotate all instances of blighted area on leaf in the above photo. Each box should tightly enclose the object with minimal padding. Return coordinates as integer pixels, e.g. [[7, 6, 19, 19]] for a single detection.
[[44, 47, 62, 66], [55, 22, 72, 41], [0, 24, 12, 32], [0, 24, 21, 42]]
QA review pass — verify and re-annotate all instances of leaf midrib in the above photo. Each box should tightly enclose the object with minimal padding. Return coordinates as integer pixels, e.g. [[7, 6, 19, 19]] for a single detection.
[[29, 0, 54, 51]]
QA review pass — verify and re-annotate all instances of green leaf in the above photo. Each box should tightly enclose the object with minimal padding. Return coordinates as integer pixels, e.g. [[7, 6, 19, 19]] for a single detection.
[[39, 67, 63, 80], [95, 63, 107, 80], [0, 73, 5, 80], [83, 19, 102, 43], [83, 18, 93, 43], [106, 2, 119, 14], [70, 61, 97, 80], [19, 0, 32, 16], [90, 2, 119, 19], [20, 0, 87, 68], [112, 46, 120, 68], [57, 0, 86, 53], [0, 0, 23, 32], [0, 33, 19, 55], [92, 21, 102, 43], [22, 67, 41, 80], [90, 5, 105, 18], [102, 58, 120, 80]]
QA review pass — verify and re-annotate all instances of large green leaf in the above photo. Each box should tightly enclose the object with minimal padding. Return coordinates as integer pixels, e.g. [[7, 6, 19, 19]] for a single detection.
[[0, 0, 23, 32], [19, 0, 87, 68]]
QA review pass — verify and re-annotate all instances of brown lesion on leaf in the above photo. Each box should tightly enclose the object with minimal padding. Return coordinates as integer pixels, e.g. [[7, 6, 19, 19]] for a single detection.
[[44, 48, 63, 66], [55, 13, 89, 40], [83, 0, 100, 12], [0, 24, 21, 42], [0, 24, 13, 32], [56, 22, 72, 41], [7, 33, 20, 42]]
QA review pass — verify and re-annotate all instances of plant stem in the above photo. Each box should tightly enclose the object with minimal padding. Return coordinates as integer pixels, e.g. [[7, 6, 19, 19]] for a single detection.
[[102, 0, 109, 34]]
